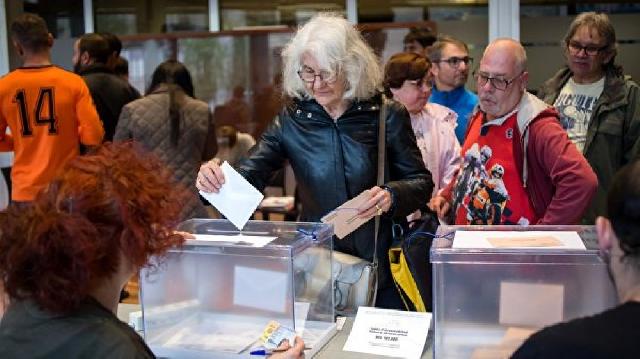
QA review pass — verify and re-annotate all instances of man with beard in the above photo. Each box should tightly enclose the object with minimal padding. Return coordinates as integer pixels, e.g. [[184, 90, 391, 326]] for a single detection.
[[73, 33, 139, 141], [538, 12, 640, 225], [0, 14, 103, 204], [427, 35, 478, 143], [512, 159, 640, 358], [429, 38, 596, 225]]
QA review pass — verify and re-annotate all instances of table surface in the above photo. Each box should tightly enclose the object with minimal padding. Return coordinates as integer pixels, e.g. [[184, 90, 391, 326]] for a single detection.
[[117, 304, 433, 359], [315, 317, 433, 359]]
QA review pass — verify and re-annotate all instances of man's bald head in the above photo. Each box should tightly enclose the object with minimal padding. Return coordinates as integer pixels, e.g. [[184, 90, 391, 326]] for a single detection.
[[483, 38, 527, 74], [477, 38, 529, 121]]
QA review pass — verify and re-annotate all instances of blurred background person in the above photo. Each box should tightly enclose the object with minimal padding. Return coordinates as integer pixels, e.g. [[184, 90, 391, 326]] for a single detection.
[[538, 12, 640, 224], [403, 26, 437, 57], [73, 33, 139, 142], [115, 60, 217, 220], [512, 159, 640, 358], [113, 56, 130, 81], [214, 124, 256, 166], [197, 13, 432, 309], [384, 52, 460, 197], [0, 13, 103, 205], [428, 35, 478, 143]]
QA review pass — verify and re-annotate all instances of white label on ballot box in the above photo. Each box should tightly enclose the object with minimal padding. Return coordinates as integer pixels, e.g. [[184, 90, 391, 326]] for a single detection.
[[343, 307, 431, 359], [233, 266, 288, 313], [452, 231, 586, 250], [499, 281, 564, 328]]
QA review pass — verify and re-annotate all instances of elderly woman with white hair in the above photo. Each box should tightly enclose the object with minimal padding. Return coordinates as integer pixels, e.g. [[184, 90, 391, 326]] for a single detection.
[[197, 13, 432, 309]]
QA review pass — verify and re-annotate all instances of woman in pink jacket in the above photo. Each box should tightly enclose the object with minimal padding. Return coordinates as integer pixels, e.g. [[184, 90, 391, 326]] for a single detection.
[[384, 52, 461, 197]]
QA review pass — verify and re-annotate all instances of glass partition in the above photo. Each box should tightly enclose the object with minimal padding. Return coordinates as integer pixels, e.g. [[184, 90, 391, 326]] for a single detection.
[[120, 21, 443, 139], [219, 0, 345, 30], [94, 0, 209, 35]]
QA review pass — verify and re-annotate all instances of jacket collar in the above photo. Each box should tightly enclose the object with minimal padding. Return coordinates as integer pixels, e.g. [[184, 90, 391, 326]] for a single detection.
[[291, 93, 382, 121], [77, 63, 113, 76], [547, 66, 628, 109]]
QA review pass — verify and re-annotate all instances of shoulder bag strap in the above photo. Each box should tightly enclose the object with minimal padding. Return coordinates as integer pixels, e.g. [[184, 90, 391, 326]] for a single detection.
[[369, 96, 387, 305]]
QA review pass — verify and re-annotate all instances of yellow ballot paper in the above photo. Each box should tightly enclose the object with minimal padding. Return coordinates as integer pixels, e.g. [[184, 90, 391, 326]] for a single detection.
[[487, 235, 562, 248], [321, 191, 373, 239]]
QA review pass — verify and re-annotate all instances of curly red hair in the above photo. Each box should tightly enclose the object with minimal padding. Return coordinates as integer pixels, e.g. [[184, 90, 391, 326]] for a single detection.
[[0, 142, 188, 313]]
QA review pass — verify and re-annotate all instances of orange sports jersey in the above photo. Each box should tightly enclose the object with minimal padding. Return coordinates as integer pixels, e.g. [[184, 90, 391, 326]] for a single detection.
[[0, 65, 104, 201]]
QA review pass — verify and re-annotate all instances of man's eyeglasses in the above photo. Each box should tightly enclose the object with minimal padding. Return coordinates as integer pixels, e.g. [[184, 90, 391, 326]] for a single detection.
[[297, 67, 337, 84], [567, 41, 607, 57], [434, 56, 473, 68], [474, 71, 524, 91]]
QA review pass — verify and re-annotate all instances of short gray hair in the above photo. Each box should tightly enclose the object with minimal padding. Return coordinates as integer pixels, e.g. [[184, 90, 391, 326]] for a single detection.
[[282, 13, 382, 101]]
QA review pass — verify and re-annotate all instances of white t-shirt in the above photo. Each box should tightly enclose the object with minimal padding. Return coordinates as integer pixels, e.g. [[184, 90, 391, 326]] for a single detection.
[[553, 77, 605, 152]]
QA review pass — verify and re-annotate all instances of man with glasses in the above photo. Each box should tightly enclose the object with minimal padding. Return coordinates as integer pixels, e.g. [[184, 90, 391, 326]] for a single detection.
[[539, 12, 640, 224], [427, 35, 478, 143], [429, 38, 596, 225]]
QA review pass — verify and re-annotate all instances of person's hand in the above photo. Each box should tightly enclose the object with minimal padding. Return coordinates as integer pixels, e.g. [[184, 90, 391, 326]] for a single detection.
[[174, 231, 195, 240], [270, 337, 305, 359], [356, 186, 392, 219], [428, 195, 451, 219], [196, 158, 225, 193]]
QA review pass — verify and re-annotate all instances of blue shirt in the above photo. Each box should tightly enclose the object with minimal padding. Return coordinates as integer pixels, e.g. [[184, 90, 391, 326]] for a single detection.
[[429, 86, 478, 143]]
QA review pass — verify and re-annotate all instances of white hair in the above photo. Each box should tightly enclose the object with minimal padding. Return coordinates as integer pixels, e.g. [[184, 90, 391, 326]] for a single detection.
[[282, 13, 382, 101]]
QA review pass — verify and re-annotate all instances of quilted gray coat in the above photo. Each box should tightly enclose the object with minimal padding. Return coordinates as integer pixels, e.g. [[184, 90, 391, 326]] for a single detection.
[[114, 90, 217, 219]]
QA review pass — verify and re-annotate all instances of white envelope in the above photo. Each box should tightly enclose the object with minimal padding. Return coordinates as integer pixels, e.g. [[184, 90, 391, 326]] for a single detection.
[[199, 161, 264, 230]]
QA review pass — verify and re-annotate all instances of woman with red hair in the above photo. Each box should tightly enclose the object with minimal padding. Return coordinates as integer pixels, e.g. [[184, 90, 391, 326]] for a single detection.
[[0, 142, 187, 357], [0, 142, 305, 358]]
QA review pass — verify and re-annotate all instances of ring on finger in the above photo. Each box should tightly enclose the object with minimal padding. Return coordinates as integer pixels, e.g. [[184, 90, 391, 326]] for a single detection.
[[375, 204, 383, 216]]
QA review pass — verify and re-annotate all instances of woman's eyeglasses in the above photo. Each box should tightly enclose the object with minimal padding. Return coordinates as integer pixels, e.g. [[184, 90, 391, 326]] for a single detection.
[[406, 77, 432, 89], [297, 67, 337, 84]]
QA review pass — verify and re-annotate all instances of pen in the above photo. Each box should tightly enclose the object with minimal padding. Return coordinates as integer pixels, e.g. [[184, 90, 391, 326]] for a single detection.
[[249, 347, 310, 356], [250, 348, 288, 356]]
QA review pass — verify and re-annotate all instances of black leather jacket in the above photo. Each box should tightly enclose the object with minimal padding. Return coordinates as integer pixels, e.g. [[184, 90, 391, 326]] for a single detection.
[[237, 95, 433, 287]]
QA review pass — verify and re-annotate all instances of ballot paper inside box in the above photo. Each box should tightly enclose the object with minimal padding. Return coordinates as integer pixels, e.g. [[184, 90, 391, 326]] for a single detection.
[[140, 219, 337, 358], [430, 225, 618, 359]]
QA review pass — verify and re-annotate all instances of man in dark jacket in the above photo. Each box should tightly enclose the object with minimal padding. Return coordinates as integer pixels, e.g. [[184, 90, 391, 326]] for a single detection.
[[430, 38, 597, 225], [538, 12, 640, 224], [73, 33, 139, 141]]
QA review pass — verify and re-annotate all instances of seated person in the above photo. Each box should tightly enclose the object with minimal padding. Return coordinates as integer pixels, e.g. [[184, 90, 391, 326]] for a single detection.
[[0, 142, 304, 358], [511, 159, 640, 358], [215, 124, 256, 166]]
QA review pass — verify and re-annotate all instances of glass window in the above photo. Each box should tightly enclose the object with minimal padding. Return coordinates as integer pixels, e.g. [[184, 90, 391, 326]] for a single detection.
[[219, 0, 345, 30], [358, 0, 488, 91], [94, 0, 208, 35]]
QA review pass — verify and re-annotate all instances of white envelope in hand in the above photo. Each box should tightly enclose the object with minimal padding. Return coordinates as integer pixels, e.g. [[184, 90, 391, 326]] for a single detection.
[[199, 161, 264, 230]]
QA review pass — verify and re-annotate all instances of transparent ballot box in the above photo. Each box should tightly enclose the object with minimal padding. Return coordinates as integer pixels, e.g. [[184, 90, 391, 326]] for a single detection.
[[139, 219, 337, 358], [431, 225, 617, 359]]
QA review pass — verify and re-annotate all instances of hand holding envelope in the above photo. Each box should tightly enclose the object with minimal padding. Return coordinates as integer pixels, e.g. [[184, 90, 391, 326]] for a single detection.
[[321, 187, 392, 239], [198, 161, 263, 230]]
